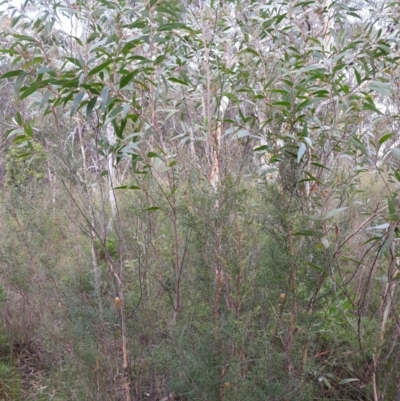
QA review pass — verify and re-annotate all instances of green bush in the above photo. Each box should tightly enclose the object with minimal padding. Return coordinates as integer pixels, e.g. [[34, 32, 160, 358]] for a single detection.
[[6, 141, 46, 187]]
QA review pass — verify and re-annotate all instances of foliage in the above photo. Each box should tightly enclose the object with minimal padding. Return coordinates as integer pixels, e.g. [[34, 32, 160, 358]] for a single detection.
[[0, 0, 400, 400], [6, 140, 46, 187]]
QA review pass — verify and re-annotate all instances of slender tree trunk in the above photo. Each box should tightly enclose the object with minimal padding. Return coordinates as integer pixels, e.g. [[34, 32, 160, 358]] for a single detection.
[[77, 119, 104, 320]]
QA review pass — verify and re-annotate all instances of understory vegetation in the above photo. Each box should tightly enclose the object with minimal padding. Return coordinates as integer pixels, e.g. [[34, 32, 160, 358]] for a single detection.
[[0, 0, 400, 400]]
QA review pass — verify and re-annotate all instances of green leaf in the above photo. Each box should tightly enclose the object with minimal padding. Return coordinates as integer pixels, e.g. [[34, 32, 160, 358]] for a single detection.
[[388, 213, 399, 222], [5, 128, 24, 139], [39, 90, 52, 110], [70, 91, 85, 117], [394, 170, 400, 183], [15, 111, 23, 126], [362, 99, 382, 115], [86, 96, 97, 120], [65, 57, 83, 68], [307, 262, 327, 275], [272, 101, 291, 108], [325, 207, 348, 219], [144, 206, 160, 211], [267, 89, 289, 95], [387, 195, 396, 215], [0, 69, 24, 79], [338, 378, 359, 385], [13, 34, 36, 42], [294, 230, 318, 236], [147, 152, 162, 159], [310, 162, 331, 171], [349, 136, 367, 154], [381, 225, 395, 256], [101, 86, 110, 111], [88, 59, 113, 76], [379, 133, 393, 145], [120, 70, 139, 89], [114, 185, 141, 190], [23, 122, 33, 138], [19, 83, 42, 100], [36, 66, 53, 76], [253, 145, 269, 152], [104, 106, 123, 126], [168, 77, 189, 86], [154, 54, 166, 65], [149, 0, 158, 8], [157, 23, 192, 32], [15, 71, 28, 95], [156, 5, 178, 17], [296, 64, 326, 74]]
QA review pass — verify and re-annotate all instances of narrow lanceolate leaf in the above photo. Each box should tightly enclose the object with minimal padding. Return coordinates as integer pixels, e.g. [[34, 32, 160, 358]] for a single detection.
[[368, 81, 390, 95], [144, 206, 160, 211], [353, 67, 361, 86], [0, 69, 24, 79], [88, 59, 113, 76], [122, 103, 130, 118], [15, 71, 28, 95], [168, 77, 189, 86], [297, 143, 306, 163], [101, 86, 110, 111], [104, 106, 123, 126], [15, 111, 23, 126], [13, 33, 38, 42], [387, 195, 395, 215], [86, 96, 97, 120], [39, 90, 52, 110], [157, 23, 192, 32], [70, 91, 85, 117], [379, 133, 393, 145], [23, 122, 33, 138], [324, 207, 348, 220], [307, 262, 327, 275], [20, 83, 43, 100], [338, 378, 359, 385], [114, 185, 141, 190], [237, 129, 250, 138], [120, 70, 139, 89], [37, 66, 54, 76], [65, 57, 83, 68], [366, 223, 389, 231], [5, 128, 24, 139], [147, 152, 162, 159], [362, 99, 382, 115], [391, 148, 400, 160]]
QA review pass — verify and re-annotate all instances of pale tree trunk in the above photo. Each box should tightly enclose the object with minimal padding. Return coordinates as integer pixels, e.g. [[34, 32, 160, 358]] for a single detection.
[[77, 118, 104, 320], [373, 240, 399, 401], [105, 123, 132, 401], [199, 3, 240, 397], [78, 119, 131, 401], [106, 124, 118, 231]]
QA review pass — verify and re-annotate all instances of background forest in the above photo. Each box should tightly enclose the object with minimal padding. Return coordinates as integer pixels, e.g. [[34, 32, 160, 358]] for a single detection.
[[0, 0, 400, 400]]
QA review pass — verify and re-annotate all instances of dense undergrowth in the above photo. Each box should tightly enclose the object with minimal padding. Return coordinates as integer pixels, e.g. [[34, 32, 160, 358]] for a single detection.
[[0, 161, 397, 401]]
